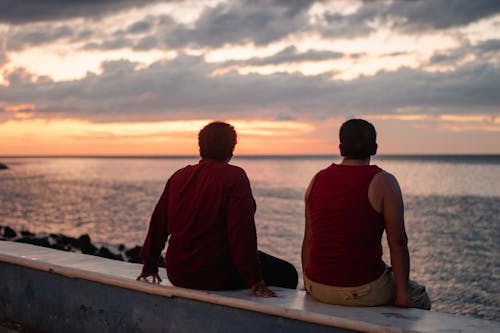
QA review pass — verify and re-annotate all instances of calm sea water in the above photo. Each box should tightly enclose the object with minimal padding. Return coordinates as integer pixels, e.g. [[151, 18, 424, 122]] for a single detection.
[[0, 155, 499, 321]]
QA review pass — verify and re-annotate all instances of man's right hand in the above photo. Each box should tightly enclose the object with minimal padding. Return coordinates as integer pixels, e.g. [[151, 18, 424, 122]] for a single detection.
[[394, 293, 412, 308], [250, 280, 276, 297]]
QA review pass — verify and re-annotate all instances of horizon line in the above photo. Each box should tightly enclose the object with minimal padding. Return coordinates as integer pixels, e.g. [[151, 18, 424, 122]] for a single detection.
[[1, 153, 499, 159]]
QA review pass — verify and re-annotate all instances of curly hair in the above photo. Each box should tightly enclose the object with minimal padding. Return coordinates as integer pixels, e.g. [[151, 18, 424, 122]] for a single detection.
[[198, 121, 237, 162]]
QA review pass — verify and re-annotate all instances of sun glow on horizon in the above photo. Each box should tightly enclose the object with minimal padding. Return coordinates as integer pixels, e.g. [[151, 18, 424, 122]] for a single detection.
[[1, 114, 498, 156], [0, 118, 319, 156]]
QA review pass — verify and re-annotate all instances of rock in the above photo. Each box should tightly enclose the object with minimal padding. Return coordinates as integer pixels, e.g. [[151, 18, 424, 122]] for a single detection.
[[50, 233, 79, 248], [78, 234, 97, 254], [17, 237, 51, 248], [1, 226, 149, 265], [20, 230, 35, 237], [78, 234, 92, 246], [0, 162, 7, 170], [97, 246, 123, 261], [125, 245, 142, 263], [2, 226, 17, 239]]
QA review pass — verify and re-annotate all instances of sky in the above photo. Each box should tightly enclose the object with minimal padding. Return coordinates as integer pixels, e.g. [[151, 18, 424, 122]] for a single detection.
[[0, 0, 499, 156]]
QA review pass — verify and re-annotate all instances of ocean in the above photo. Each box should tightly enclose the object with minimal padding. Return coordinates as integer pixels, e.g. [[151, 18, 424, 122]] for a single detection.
[[0, 155, 499, 321]]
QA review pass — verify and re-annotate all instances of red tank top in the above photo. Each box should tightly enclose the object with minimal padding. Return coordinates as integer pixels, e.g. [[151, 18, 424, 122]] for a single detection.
[[305, 163, 386, 287]]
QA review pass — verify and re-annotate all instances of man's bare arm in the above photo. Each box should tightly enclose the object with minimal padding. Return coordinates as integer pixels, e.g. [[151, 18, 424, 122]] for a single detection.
[[377, 172, 411, 307]]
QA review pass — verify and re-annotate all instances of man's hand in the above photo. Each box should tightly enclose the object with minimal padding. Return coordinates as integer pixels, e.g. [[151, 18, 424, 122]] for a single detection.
[[250, 280, 276, 297], [137, 272, 162, 284], [394, 293, 412, 308]]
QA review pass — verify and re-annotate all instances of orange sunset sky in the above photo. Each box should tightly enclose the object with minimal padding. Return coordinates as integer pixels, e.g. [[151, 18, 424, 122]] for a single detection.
[[0, 1, 499, 155]]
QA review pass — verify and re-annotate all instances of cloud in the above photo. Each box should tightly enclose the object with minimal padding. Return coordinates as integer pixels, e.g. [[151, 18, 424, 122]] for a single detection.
[[245, 46, 344, 66], [219, 46, 344, 67], [3, 1, 499, 57], [82, 14, 177, 51], [13, 0, 496, 56], [164, 0, 314, 48], [429, 39, 500, 66], [318, 3, 378, 38], [76, 1, 315, 52], [1, 54, 498, 123], [6, 25, 75, 51], [149, 0, 500, 51], [84, 36, 134, 51], [477, 39, 500, 52], [0, 44, 7, 67], [318, 0, 500, 39], [340, 64, 500, 113], [126, 19, 154, 35], [384, 0, 500, 33], [0, 0, 160, 24]]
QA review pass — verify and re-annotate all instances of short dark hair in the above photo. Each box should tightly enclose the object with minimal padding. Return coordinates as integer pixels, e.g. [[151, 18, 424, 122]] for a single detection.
[[198, 121, 237, 161], [339, 119, 377, 159]]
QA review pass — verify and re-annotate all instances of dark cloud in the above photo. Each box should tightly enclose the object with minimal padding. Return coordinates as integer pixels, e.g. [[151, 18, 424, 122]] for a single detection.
[[133, 36, 160, 51], [429, 52, 463, 66], [3, 68, 39, 86], [2, 22, 104, 53], [126, 20, 153, 34], [0, 0, 160, 24], [2, 1, 499, 56], [11, 0, 495, 55], [477, 39, 500, 52], [319, 0, 500, 38], [0, 46, 7, 67], [1, 54, 498, 123], [84, 36, 134, 51], [385, 0, 500, 32], [6, 25, 75, 51], [429, 39, 500, 66], [245, 46, 343, 66], [320, 3, 378, 38], [1, 2, 498, 123], [165, 0, 314, 48], [76, 1, 314, 51], [2, 0, 313, 50], [80, 14, 176, 51], [220, 46, 344, 67], [335, 64, 500, 114]]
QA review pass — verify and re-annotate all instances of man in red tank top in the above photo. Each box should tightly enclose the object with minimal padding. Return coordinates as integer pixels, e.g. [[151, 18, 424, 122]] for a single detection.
[[302, 119, 430, 309]]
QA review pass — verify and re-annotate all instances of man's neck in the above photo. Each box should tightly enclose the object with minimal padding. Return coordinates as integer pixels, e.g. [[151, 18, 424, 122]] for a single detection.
[[340, 157, 371, 166]]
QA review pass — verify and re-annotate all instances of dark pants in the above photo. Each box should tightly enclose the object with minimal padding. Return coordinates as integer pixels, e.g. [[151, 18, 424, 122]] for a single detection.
[[220, 251, 298, 290]]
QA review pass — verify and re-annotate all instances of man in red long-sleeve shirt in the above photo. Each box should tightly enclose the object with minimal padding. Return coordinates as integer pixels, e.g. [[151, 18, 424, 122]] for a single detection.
[[137, 121, 297, 296]]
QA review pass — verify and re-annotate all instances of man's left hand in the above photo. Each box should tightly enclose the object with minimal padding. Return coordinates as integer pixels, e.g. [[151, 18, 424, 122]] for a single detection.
[[137, 272, 162, 284]]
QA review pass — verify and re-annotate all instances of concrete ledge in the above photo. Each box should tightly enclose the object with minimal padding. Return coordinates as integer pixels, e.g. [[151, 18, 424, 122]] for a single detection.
[[0, 241, 498, 333]]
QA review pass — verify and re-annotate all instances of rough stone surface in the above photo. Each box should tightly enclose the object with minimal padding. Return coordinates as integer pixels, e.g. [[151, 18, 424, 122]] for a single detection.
[[0, 226, 154, 264], [1, 227, 17, 239]]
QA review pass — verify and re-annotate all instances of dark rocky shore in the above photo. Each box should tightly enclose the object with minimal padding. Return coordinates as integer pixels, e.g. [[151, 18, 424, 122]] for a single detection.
[[0, 162, 8, 170], [0, 225, 165, 266]]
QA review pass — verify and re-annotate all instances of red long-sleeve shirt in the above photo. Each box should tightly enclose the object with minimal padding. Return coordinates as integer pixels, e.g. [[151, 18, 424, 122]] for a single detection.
[[140, 159, 263, 289]]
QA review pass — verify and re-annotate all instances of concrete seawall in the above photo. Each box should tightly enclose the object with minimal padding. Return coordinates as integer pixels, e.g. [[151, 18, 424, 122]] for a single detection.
[[0, 241, 498, 333]]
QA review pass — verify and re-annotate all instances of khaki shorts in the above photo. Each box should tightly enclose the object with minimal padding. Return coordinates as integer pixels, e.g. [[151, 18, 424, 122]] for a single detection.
[[304, 269, 431, 309]]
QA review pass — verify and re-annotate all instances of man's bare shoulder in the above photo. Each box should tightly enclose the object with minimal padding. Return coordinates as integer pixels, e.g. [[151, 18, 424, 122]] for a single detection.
[[372, 170, 401, 192]]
